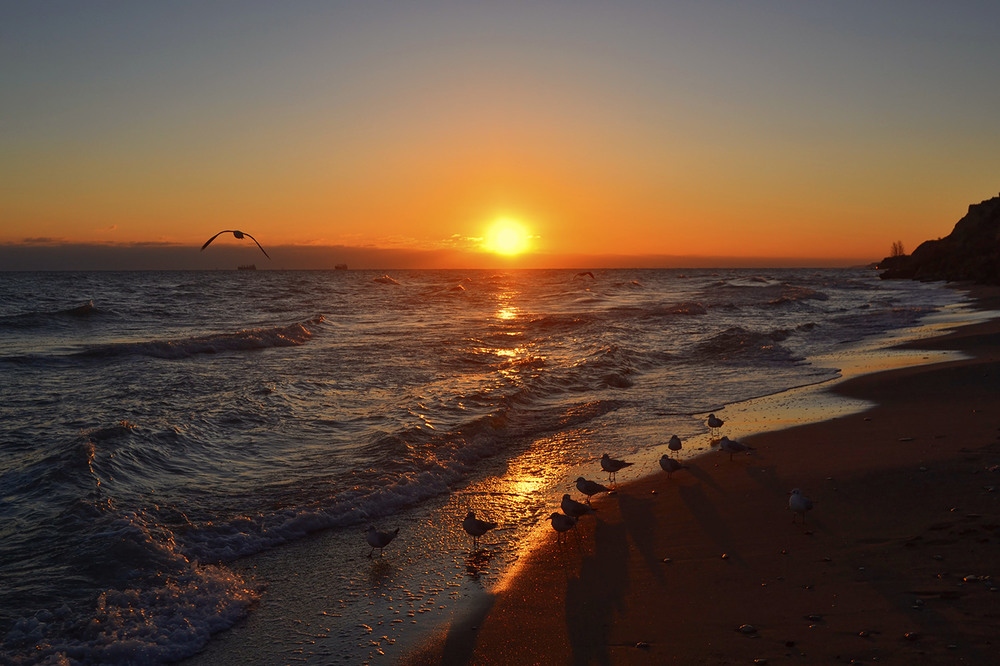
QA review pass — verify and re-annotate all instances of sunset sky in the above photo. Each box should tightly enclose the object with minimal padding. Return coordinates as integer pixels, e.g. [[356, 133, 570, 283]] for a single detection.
[[3, 1, 999, 269]]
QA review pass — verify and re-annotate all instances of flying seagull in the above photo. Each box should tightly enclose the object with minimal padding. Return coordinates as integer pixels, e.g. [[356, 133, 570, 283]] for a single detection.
[[201, 230, 270, 258]]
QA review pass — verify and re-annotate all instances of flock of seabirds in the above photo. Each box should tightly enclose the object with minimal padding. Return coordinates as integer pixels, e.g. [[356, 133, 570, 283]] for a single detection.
[[197, 231, 816, 559], [365, 413, 815, 558]]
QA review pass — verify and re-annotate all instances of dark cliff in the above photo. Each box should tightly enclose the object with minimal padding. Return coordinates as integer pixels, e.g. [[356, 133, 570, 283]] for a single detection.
[[880, 193, 1000, 284]]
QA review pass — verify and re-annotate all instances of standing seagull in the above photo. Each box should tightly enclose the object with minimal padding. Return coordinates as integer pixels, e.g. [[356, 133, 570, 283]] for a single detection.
[[659, 455, 689, 478], [719, 436, 753, 461], [576, 477, 611, 504], [707, 413, 724, 436], [549, 512, 578, 544], [600, 453, 633, 485], [366, 526, 399, 558], [668, 434, 683, 455], [788, 489, 814, 524], [201, 230, 271, 258], [561, 493, 596, 519], [462, 510, 498, 549]]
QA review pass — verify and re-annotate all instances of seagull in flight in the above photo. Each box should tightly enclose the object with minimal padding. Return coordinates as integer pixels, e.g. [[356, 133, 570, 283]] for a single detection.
[[366, 526, 399, 558], [201, 230, 270, 258]]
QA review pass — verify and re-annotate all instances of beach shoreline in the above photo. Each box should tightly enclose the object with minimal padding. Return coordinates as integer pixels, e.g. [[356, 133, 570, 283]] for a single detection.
[[405, 284, 1000, 665]]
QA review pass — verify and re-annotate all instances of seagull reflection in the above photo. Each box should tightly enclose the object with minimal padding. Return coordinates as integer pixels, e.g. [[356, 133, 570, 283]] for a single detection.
[[465, 548, 494, 581]]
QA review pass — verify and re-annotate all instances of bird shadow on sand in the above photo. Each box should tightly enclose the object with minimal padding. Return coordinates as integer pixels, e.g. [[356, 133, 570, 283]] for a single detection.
[[618, 492, 667, 587], [565, 518, 630, 666], [682, 463, 724, 493], [678, 484, 746, 566]]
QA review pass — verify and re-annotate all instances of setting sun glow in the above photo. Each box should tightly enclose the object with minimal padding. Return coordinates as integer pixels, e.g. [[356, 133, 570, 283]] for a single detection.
[[484, 219, 532, 256]]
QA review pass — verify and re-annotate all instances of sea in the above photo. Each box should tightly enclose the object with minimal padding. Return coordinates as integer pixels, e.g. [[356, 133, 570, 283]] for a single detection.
[[0, 268, 982, 665]]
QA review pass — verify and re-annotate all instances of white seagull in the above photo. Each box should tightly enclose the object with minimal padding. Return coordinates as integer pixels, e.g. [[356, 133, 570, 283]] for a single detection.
[[201, 230, 270, 258], [561, 493, 596, 519], [600, 453, 633, 484], [719, 435, 753, 461], [462, 510, 498, 549], [707, 413, 724, 436], [788, 489, 814, 524], [366, 526, 399, 558], [549, 512, 578, 543], [658, 455, 689, 478], [668, 434, 683, 454], [576, 477, 611, 504]]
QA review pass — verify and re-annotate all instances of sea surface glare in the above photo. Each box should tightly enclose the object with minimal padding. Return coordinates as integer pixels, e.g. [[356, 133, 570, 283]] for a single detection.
[[0, 268, 971, 664]]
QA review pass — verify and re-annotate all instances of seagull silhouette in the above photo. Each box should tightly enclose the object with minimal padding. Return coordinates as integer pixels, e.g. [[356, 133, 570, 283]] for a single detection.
[[788, 489, 814, 524], [201, 230, 270, 258], [462, 510, 498, 549], [575, 477, 611, 504], [366, 526, 399, 558], [600, 453, 633, 485], [658, 455, 689, 478]]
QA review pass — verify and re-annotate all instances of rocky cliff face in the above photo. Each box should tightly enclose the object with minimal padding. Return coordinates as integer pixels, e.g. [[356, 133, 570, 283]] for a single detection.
[[880, 194, 1000, 284]]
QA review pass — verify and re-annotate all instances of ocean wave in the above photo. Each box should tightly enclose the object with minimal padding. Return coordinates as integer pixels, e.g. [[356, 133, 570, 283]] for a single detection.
[[768, 286, 830, 306], [177, 396, 623, 564], [75, 315, 324, 360], [694, 326, 798, 364], [1, 507, 255, 666], [701, 282, 830, 310], [0, 300, 113, 329]]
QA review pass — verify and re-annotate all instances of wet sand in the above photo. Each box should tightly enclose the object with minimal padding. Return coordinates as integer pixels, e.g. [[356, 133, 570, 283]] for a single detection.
[[406, 287, 1000, 665]]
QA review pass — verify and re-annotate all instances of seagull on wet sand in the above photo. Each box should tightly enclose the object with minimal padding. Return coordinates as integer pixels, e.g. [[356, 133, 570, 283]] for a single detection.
[[576, 477, 611, 504], [719, 436, 753, 461], [462, 510, 498, 549], [600, 453, 633, 484], [789, 488, 814, 524], [201, 230, 270, 258], [366, 526, 399, 558], [549, 512, 578, 543], [658, 455, 689, 478], [707, 413, 724, 436], [668, 434, 683, 454], [561, 493, 596, 519]]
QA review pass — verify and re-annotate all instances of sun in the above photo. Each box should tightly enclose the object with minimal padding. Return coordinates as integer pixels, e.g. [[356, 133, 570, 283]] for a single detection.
[[483, 218, 532, 256]]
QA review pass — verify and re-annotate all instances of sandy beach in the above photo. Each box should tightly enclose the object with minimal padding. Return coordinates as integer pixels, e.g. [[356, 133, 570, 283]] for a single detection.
[[406, 287, 1000, 665]]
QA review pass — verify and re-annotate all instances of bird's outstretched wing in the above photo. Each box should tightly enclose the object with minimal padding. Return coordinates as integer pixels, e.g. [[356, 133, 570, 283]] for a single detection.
[[200, 230, 270, 259], [201, 230, 234, 251], [242, 232, 271, 259]]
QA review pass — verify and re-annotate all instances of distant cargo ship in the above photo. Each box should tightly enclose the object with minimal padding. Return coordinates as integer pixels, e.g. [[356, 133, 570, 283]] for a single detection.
[[237, 264, 257, 271], [334, 264, 348, 270]]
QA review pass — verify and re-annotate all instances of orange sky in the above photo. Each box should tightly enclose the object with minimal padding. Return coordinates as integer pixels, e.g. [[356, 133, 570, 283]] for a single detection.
[[2, 2, 999, 269]]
